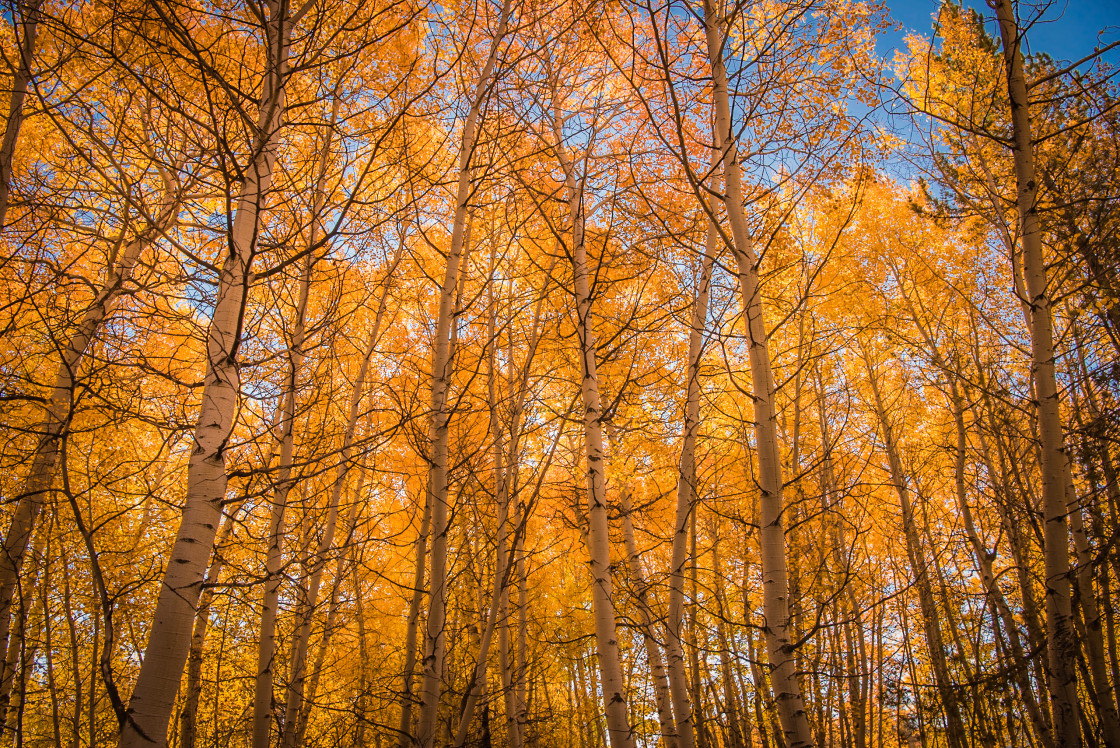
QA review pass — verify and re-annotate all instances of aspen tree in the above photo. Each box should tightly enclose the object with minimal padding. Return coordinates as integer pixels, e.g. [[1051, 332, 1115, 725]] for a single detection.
[[398, 493, 432, 748], [0, 192, 180, 732], [666, 125, 718, 748], [177, 511, 237, 748], [291, 493, 366, 746], [0, 0, 43, 228], [251, 251, 313, 748], [416, 2, 513, 745], [607, 426, 678, 748], [449, 235, 544, 746], [888, 257, 1056, 748], [547, 80, 637, 748], [991, 3, 1080, 744], [701, 2, 813, 744], [859, 343, 967, 748], [492, 250, 554, 748], [495, 269, 553, 748], [118, 2, 293, 744], [278, 138, 406, 748]]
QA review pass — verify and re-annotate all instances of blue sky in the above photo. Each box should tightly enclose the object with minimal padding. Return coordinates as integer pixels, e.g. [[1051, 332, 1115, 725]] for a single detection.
[[881, 0, 1120, 62]]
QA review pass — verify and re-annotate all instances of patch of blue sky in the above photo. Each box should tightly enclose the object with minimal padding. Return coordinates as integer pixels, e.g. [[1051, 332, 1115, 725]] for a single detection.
[[881, 0, 1120, 64]]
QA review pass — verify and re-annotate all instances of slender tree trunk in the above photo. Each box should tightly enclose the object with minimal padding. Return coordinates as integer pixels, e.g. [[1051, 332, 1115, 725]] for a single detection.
[[617, 481, 679, 748], [813, 364, 868, 748], [1, 514, 46, 744], [701, 4, 812, 745], [451, 509, 522, 748], [481, 245, 546, 748], [992, 3, 1080, 744], [398, 489, 432, 748], [499, 550, 520, 748], [450, 295, 549, 748], [554, 105, 636, 748], [179, 512, 237, 748], [508, 272, 554, 745], [688, 515, 710, 748], [280, 227, 403, 748], [275, 99, 347, 748], [953, 390, 1054, 748], [43, 529, 63, 748], [416, 4, 510, 743], [0, 0, 43, 228], [902, 285, 1053, 747], [744, 625, 772, 748], [976, 387, 1051, 711], [293, 477, 366, 746], [119, 6, 290, 744], [59, 546, 82, 748], [515, 498, 529, 740], [1067, 463, 1120, 748], [354, 541, 372, 748], [709, 525, 745, 748], [666, 122, 718, 748], [252, 247, 313, 748], [862, 350, 967, 748]]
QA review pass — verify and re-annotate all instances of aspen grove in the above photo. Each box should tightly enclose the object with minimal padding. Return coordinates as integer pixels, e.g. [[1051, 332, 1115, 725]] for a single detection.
[[0, 0, 1118, 747]]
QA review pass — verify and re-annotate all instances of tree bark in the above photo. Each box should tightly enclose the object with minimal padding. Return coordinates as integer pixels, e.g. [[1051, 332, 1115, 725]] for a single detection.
[[0, 0, 43, 228], [178, 511, 237, 748], [701, 3, 812, 745], [616, 477, 679, 748], [415, 4, 510, 743], [992, 3, 1081, 745], [554, 103, 636, 748], [118, 5, 290, 743], [398, 490, 432, 748]]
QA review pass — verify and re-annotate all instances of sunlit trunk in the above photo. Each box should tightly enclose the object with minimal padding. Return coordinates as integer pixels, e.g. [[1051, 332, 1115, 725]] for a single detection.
[[118, 6, 290, 744], [554, 104, 636, 748], [701, 3, 812, 745], [992, 4, 1080, 745], [178, 512, 236, 748], [0, 0, 43, 228], [252, 249, 312, 748]]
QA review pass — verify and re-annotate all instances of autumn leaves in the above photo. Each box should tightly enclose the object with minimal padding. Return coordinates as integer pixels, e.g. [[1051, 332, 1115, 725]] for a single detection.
[[0, 1, 1117, 748]]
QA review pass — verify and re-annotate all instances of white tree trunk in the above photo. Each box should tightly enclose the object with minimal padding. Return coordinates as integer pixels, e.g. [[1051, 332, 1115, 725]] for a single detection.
[[992, 3, 1080, 745], [667, 122, 720, 748], [118, 6, 290, 744], [177, 511, 237, 748], [555, 125, 636, 748], [701, 4, 812, 745], [618, 482, 679, 748], [416, 6, 511, 745], [251, 248, 312, 748]]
